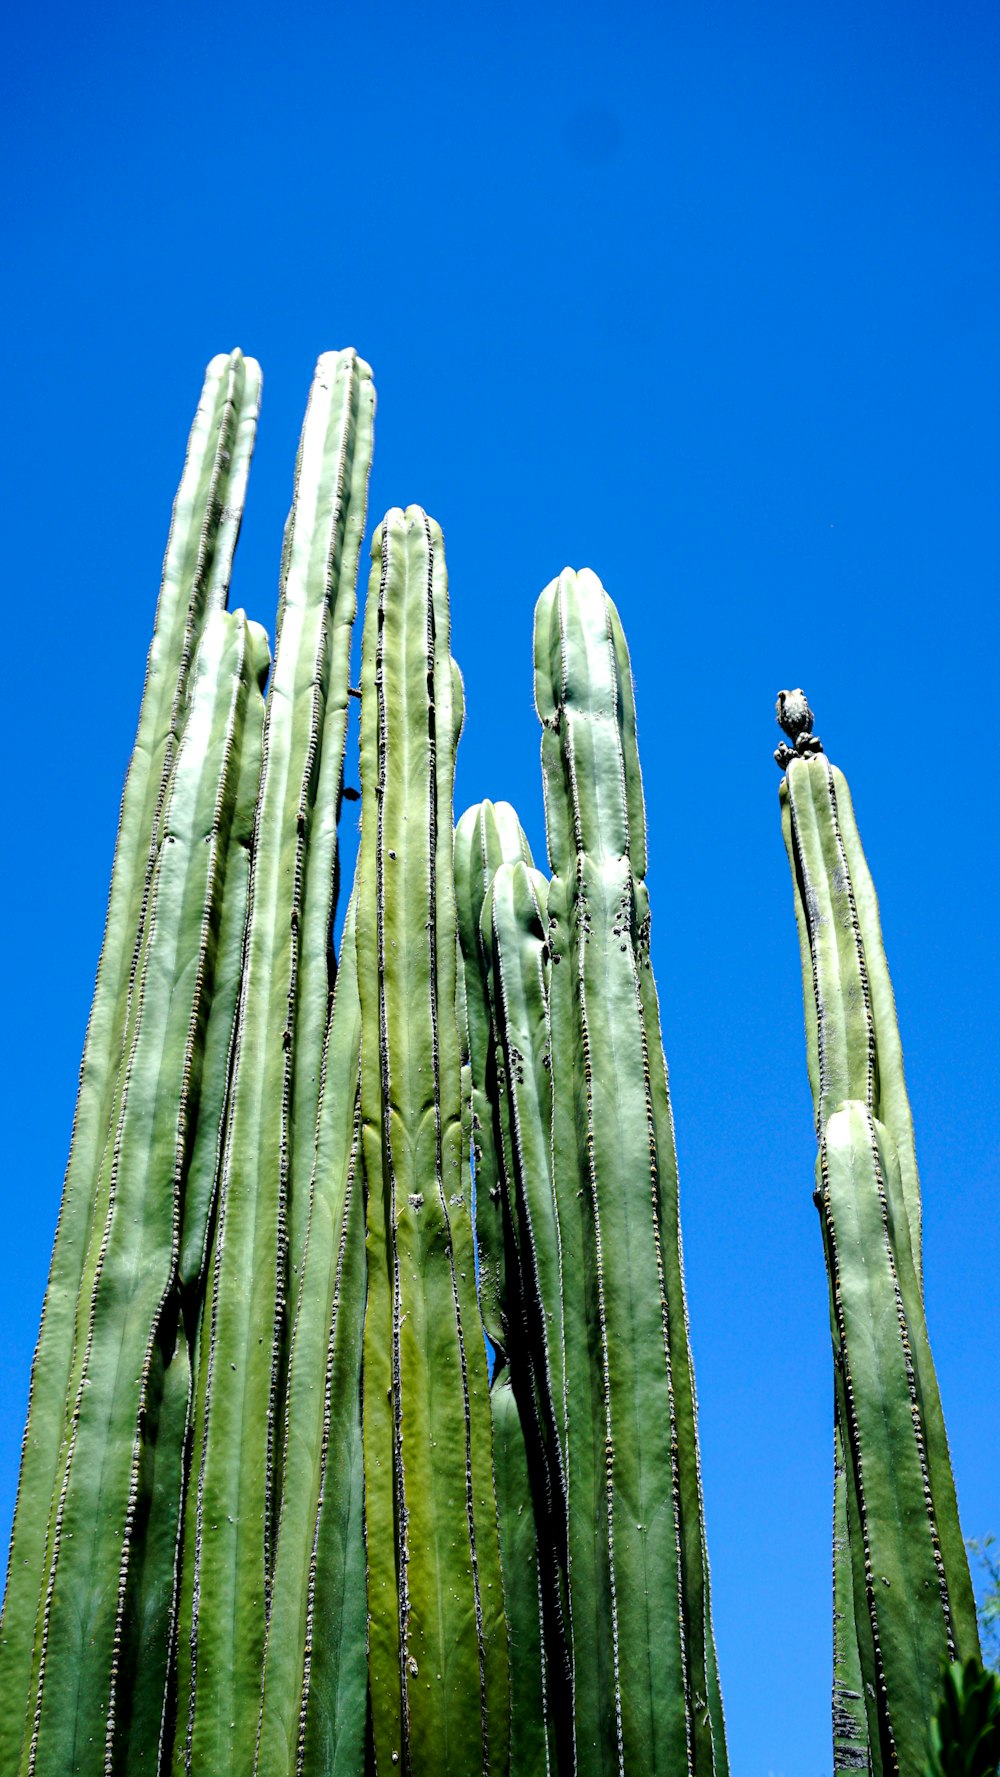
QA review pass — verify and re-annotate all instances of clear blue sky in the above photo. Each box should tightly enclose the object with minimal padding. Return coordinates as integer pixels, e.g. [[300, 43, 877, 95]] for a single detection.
[[2, 3, 998, 1770]]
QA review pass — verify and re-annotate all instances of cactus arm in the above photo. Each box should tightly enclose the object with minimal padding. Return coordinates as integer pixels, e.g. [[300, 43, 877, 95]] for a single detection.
[[0, 353, 261, 1762], [779, 786, 822, 1117], [778, 734, 973, 1772], [255, 888, 366, 1777], [454, 802, 534, 1360], [480, 860, 576, 1768], [608, 597, 726, 1776], [781, 759, 876, 1126], [177, 619, 271, 1297], [287, 361, 375, 1297], [113, 617, 270, 1777], [491, 1364, 552, 1777], [430, 648, 512, 1774], [175, 352, 373, 1772], [117, 1315, 193, 1777], [780, 749, 883, 1776], [858, 1131, 979, 1659], [480, 862, 564, 1492], [820, 1105, 979, 1772], [824, 769, 922, 1281], [24, 608, 256, 1775], [536, 567, 723, 1775], [358, 508, 508, 1776], [535, 578, 621, 1777], [629, 934, 728, 1775], [290, 1146, 367, 1777], [780, 754, 920, 1273]]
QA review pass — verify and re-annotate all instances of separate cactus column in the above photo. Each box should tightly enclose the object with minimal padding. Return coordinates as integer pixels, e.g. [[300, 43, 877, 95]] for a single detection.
[[175, 351, 374, 1774], [478, 850, 574, 1775], [535, 567, 726, 1776], [777, 697, 980, 1776], [256, 884, 367, 1777], [0, 350, 262, 1776], [455, 802, 573, 1772], [357, 508, 508, 1777], [26, 610, 268, 1777], [453, 800, 533, 1370]]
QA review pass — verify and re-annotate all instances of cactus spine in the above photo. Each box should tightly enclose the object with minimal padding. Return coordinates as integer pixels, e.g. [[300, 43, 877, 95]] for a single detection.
[[777, 705, 979, 1773]]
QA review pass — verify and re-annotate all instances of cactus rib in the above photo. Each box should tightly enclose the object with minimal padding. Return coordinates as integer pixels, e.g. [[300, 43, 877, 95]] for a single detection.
[[779, 735, 979, 1775], [479, 858, 575, 1772], [820, 1103, 977, 1771], [175, 351, 374, 1773], [358, 508, 508, 1776], [453, 801, 533, 1363], [535, 567, 724, 1775], [26, 609, 262, 1775], [255, 887, 366, 1777], [0, 352, 262, 1776]]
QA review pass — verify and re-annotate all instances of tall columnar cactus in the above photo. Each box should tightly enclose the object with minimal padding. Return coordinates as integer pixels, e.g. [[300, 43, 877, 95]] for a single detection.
[[455, 805, 574, 1772], [453, 800, 534, 1369], [777, 696, 980, 1776], [37, 609, 269, 1777], [357, 508, 509, 1776], [256, 885, 366, 1777], [0, 351, 263, 1775], [175, 351, 374, 1774], [533, 567, 726, 1776], [478, 853, 573, 1775], [1, 347, 986, 1777]]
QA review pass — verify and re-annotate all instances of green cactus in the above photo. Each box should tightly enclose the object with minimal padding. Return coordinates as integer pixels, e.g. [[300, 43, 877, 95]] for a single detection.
[[0, 352, 263, 1775], [174, 350, 374, 1773], [453, 800, 534, 1366], [534, 566, 725, 1775], [2, 348, 987, 1777], [357, 507, 508, 1777], [256, 886, 366, 1777], [478, 855, 573, 1774], [778, 703, 979, 1775], [455, 810, 574, 1770], [821, 1103, 978, 1773], [30, 608, 267, 1777]]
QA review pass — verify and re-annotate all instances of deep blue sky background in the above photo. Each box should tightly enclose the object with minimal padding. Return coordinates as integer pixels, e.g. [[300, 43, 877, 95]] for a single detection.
[[2, 3, 998, 1770]]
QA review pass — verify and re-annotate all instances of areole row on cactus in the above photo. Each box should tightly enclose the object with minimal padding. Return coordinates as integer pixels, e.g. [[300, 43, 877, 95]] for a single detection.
[[776, 696, 982, 1776], [0, 347, 987, 1777]]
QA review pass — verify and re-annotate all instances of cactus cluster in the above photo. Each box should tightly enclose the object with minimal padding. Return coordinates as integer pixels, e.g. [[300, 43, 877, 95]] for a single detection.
[[0, 350, 983, 1776]]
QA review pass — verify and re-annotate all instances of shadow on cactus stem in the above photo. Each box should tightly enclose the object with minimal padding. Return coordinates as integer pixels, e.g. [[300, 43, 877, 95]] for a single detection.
[[925, 1658, 1000, 1777]]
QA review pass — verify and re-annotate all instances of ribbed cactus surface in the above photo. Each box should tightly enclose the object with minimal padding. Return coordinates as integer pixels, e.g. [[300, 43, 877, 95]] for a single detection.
[[257, 886, 366, 1777], [2, 345, 977, 1777], [478, 853, 570, 1775], [0, 352, 264, 1777], [534, 567, 725, 1776], [176, 350, 374, 1774], [777, 706, 979, 1775], [357, 507, 509, 1777]]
